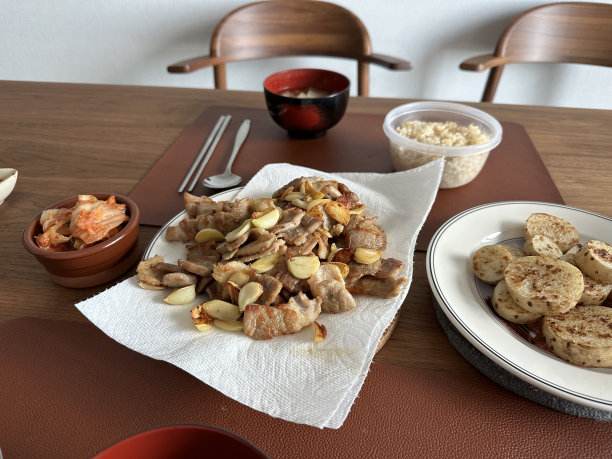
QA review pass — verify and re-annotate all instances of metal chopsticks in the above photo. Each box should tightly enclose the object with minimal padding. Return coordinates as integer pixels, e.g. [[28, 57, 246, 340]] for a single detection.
[[178, 114, 232, 193]]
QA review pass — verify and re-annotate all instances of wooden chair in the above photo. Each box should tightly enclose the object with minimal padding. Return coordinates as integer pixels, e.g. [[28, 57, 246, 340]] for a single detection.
[[167, 0, 411, 96], [460, 2, 612, 102]]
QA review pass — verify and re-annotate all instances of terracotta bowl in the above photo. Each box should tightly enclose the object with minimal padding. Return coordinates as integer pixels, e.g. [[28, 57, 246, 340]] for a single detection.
[[93, 424, 268, 459], [22, 193, 140, 288], [263, 68, 350, 138]]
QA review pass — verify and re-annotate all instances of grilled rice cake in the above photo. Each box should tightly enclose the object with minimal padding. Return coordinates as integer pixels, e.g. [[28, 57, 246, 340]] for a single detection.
[[504, 256, 583, 315], [492, 279, 542, 324], [523, 213, 579, 253], [543, 306, 612, 367], [472, 244, 518, 285], [575, 240, 612, 284]]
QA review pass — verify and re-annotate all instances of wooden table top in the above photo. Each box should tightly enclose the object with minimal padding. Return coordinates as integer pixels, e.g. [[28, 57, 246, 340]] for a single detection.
[[2, 80, 612, 373], [3, 80, 612, 457]]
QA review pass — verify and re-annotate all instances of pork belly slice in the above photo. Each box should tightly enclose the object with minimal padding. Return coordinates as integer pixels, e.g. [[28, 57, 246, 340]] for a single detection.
[[184, 193, 223, 218], [269, 207, 303, 234], [234, 239, 286, 264], [343, 214, 387, 251], [308, 264, 356, 314], [375, 258, 405, 279], [243, 292, 322, 340], [345, 259, 382, 285], [162, 272, 198, 288], [136, 255, 166, 286], [186, 241, 221, 263], [177, 259, 212, 277], [347, 275, 408, 299]]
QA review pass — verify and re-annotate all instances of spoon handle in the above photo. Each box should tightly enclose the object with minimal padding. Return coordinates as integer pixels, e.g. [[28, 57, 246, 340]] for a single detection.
[[225, 119, 250, 173]]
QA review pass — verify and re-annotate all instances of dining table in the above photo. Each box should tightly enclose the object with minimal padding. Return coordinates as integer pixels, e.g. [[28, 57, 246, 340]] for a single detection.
[[1, 79, 612, 458]]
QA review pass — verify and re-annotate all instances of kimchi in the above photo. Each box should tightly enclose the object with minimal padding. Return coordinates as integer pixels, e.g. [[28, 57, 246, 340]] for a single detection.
[[36, 195, 129, 251]]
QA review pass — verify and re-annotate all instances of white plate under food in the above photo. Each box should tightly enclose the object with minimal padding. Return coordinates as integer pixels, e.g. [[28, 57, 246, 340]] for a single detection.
[[426, 201, 612, 412], [144, 188, 241, 260]]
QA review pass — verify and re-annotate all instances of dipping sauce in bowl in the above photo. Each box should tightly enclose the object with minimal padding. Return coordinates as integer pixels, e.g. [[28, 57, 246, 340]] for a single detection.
[[383, 101, 502, 188]]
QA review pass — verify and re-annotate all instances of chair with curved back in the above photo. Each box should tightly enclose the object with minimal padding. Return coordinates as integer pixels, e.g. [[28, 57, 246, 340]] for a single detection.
[[167, 0, 411, 96], [460, 2, 612, 102]]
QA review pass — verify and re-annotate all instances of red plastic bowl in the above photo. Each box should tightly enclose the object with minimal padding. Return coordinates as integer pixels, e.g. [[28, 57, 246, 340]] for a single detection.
[[264, 68, 350, 138], [22, 193, 140, 288], [93, 424, 268, 459]]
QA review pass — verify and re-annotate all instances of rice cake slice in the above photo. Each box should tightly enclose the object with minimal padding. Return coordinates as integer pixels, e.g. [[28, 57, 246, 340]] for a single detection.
[[524, 213, 579, 253], [492, 280, 542, 324], [504, 256, 583, 315], [543, 306, 612, 367]]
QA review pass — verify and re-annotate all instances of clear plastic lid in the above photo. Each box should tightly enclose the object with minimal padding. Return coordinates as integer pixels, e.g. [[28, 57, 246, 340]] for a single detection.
[[383, 101, 503, 157]]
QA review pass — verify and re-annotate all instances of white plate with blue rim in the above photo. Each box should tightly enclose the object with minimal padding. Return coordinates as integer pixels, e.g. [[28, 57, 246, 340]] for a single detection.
[[426, 201, 612, 413]]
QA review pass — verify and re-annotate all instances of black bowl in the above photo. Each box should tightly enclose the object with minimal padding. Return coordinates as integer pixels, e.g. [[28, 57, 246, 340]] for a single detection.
[[263, 68, 350, 138]]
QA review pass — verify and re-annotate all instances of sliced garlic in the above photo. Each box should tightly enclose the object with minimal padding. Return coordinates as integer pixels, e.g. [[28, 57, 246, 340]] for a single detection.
[[226, 280, 241, 305], [252, 207, 281, 229], [138, 281, 166, 290], [214, 319, 244, 332], [354, 247, 382, 264], [284, 191, 306, 201], [327, 243, 339, 262], [287, 255, 321, 279], [324, 201, 350, 226], [291, 198, 309, 209], [349, 204, 366, 215], [222, 249, 237, 260], [194, 228, 225, 243], [225, 219, 252, 242], [238, 281, 264, 311], [190, 306, 214, 331], [202, 299, 241, 321], [313, 321, 327, 342], [163, 284, 196, 305], [228, 271, 251, 287], [305, 181, 325, 200], [306, 198, 331, 211], [251, 253, 279, 273]]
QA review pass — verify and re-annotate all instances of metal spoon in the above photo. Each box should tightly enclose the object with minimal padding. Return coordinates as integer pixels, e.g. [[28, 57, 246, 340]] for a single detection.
[[202, 119, 250, 189]]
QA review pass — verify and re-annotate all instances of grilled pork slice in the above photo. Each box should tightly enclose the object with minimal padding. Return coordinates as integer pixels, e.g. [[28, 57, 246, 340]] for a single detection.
[[504, 256, 583, 315], [243, 292, 322, 340], [347, 275, 408, 299], [342, 214, 387, 251], [523, 213, 579, 253], [136, 255, 167, 287], [492, 280, 542, 324], [472, 244, 517, 285], [543, 306, 612, 367], [308, 264, 356, 314], [162, 272, 198, 288], [575, 240, 612, 284]]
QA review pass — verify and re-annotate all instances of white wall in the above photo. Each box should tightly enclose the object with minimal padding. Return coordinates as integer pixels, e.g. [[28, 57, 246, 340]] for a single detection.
[[2, 0, 611, 108]]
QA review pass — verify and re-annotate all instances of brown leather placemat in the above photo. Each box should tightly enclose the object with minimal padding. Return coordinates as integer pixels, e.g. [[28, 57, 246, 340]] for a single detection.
[[1, 318, 611, 459], [129, 106, 563, 251]]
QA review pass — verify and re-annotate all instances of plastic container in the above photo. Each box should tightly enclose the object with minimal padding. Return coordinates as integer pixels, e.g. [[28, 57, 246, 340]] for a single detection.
[[383, 101, 502, 188]]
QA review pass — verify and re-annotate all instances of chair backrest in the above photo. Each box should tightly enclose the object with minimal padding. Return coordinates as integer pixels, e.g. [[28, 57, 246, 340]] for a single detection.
[[208, 0, 373, 95], [482, 2, 612, 102]]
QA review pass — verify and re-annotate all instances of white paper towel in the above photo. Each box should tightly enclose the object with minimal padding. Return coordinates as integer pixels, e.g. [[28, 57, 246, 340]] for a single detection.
[[76, 161, 443, 429]]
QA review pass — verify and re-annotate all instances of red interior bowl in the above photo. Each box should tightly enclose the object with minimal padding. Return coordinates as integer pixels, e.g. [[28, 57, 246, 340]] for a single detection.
[[22, 193, 140, 288], [263, 68, 350, 138], [93, 424, 268, 459]]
